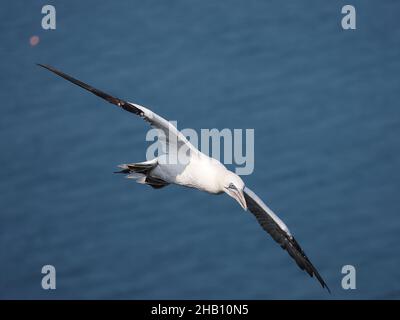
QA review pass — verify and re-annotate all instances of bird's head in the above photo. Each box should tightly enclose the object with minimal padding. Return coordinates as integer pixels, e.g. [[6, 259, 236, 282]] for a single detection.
[[222, 171, 247, 210]]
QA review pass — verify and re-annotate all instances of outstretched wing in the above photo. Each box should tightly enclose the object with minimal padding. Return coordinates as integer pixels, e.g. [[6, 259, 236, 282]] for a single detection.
[[243, 187, 330, 292], [37, 64, 198, 155]]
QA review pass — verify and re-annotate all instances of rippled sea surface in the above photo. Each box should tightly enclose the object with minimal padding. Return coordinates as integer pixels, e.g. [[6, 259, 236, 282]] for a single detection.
[[1, 1, 400, 299]]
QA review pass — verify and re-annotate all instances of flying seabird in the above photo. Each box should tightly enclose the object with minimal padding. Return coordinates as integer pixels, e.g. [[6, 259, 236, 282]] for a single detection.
[[38, 64, 330, 292]]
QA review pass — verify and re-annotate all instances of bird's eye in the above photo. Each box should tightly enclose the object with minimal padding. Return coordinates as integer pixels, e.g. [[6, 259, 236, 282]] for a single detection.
[[229, 183, 236, 189]]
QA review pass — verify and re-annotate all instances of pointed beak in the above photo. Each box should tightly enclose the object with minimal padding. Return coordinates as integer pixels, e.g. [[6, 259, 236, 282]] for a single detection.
[[225, 187, 247, 210], [235, 189, 247, 210]]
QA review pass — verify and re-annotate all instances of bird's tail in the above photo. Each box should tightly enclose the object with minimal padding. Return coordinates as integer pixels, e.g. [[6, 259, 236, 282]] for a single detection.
[[114, 159, 169, 189], [114, 160, 157, 175]]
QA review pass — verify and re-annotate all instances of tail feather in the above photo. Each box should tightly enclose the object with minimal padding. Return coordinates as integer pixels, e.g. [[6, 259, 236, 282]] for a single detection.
[[127, 172, 147, 184], [114, 167, 131, 174], [114, 159, 169, 189]]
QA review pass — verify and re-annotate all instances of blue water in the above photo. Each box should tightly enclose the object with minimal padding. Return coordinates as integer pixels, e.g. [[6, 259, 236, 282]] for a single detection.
[[1, 1, 400, 299]]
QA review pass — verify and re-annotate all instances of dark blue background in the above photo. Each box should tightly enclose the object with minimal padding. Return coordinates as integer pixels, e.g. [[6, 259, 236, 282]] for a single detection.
[[0, 1, 399, 299]]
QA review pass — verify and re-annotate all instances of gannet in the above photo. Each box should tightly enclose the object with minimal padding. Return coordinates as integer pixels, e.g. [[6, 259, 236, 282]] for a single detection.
[[38, 64, 330, 292]]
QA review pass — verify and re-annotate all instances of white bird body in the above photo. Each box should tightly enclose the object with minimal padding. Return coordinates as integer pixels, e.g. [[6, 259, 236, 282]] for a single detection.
[[38, 64, 330, 292], [156, 153, 227, 194], [124, 102, 242, 195]]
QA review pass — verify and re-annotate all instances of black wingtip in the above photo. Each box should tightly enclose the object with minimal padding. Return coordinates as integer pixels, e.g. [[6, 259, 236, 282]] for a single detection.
[[316, 273, 331, 294], [322, 282, 332, 294], [313, 269, 331, 294], [324, 283, 331, 294], [37, 63, 49, 69], [36, 63, 144, 117]]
